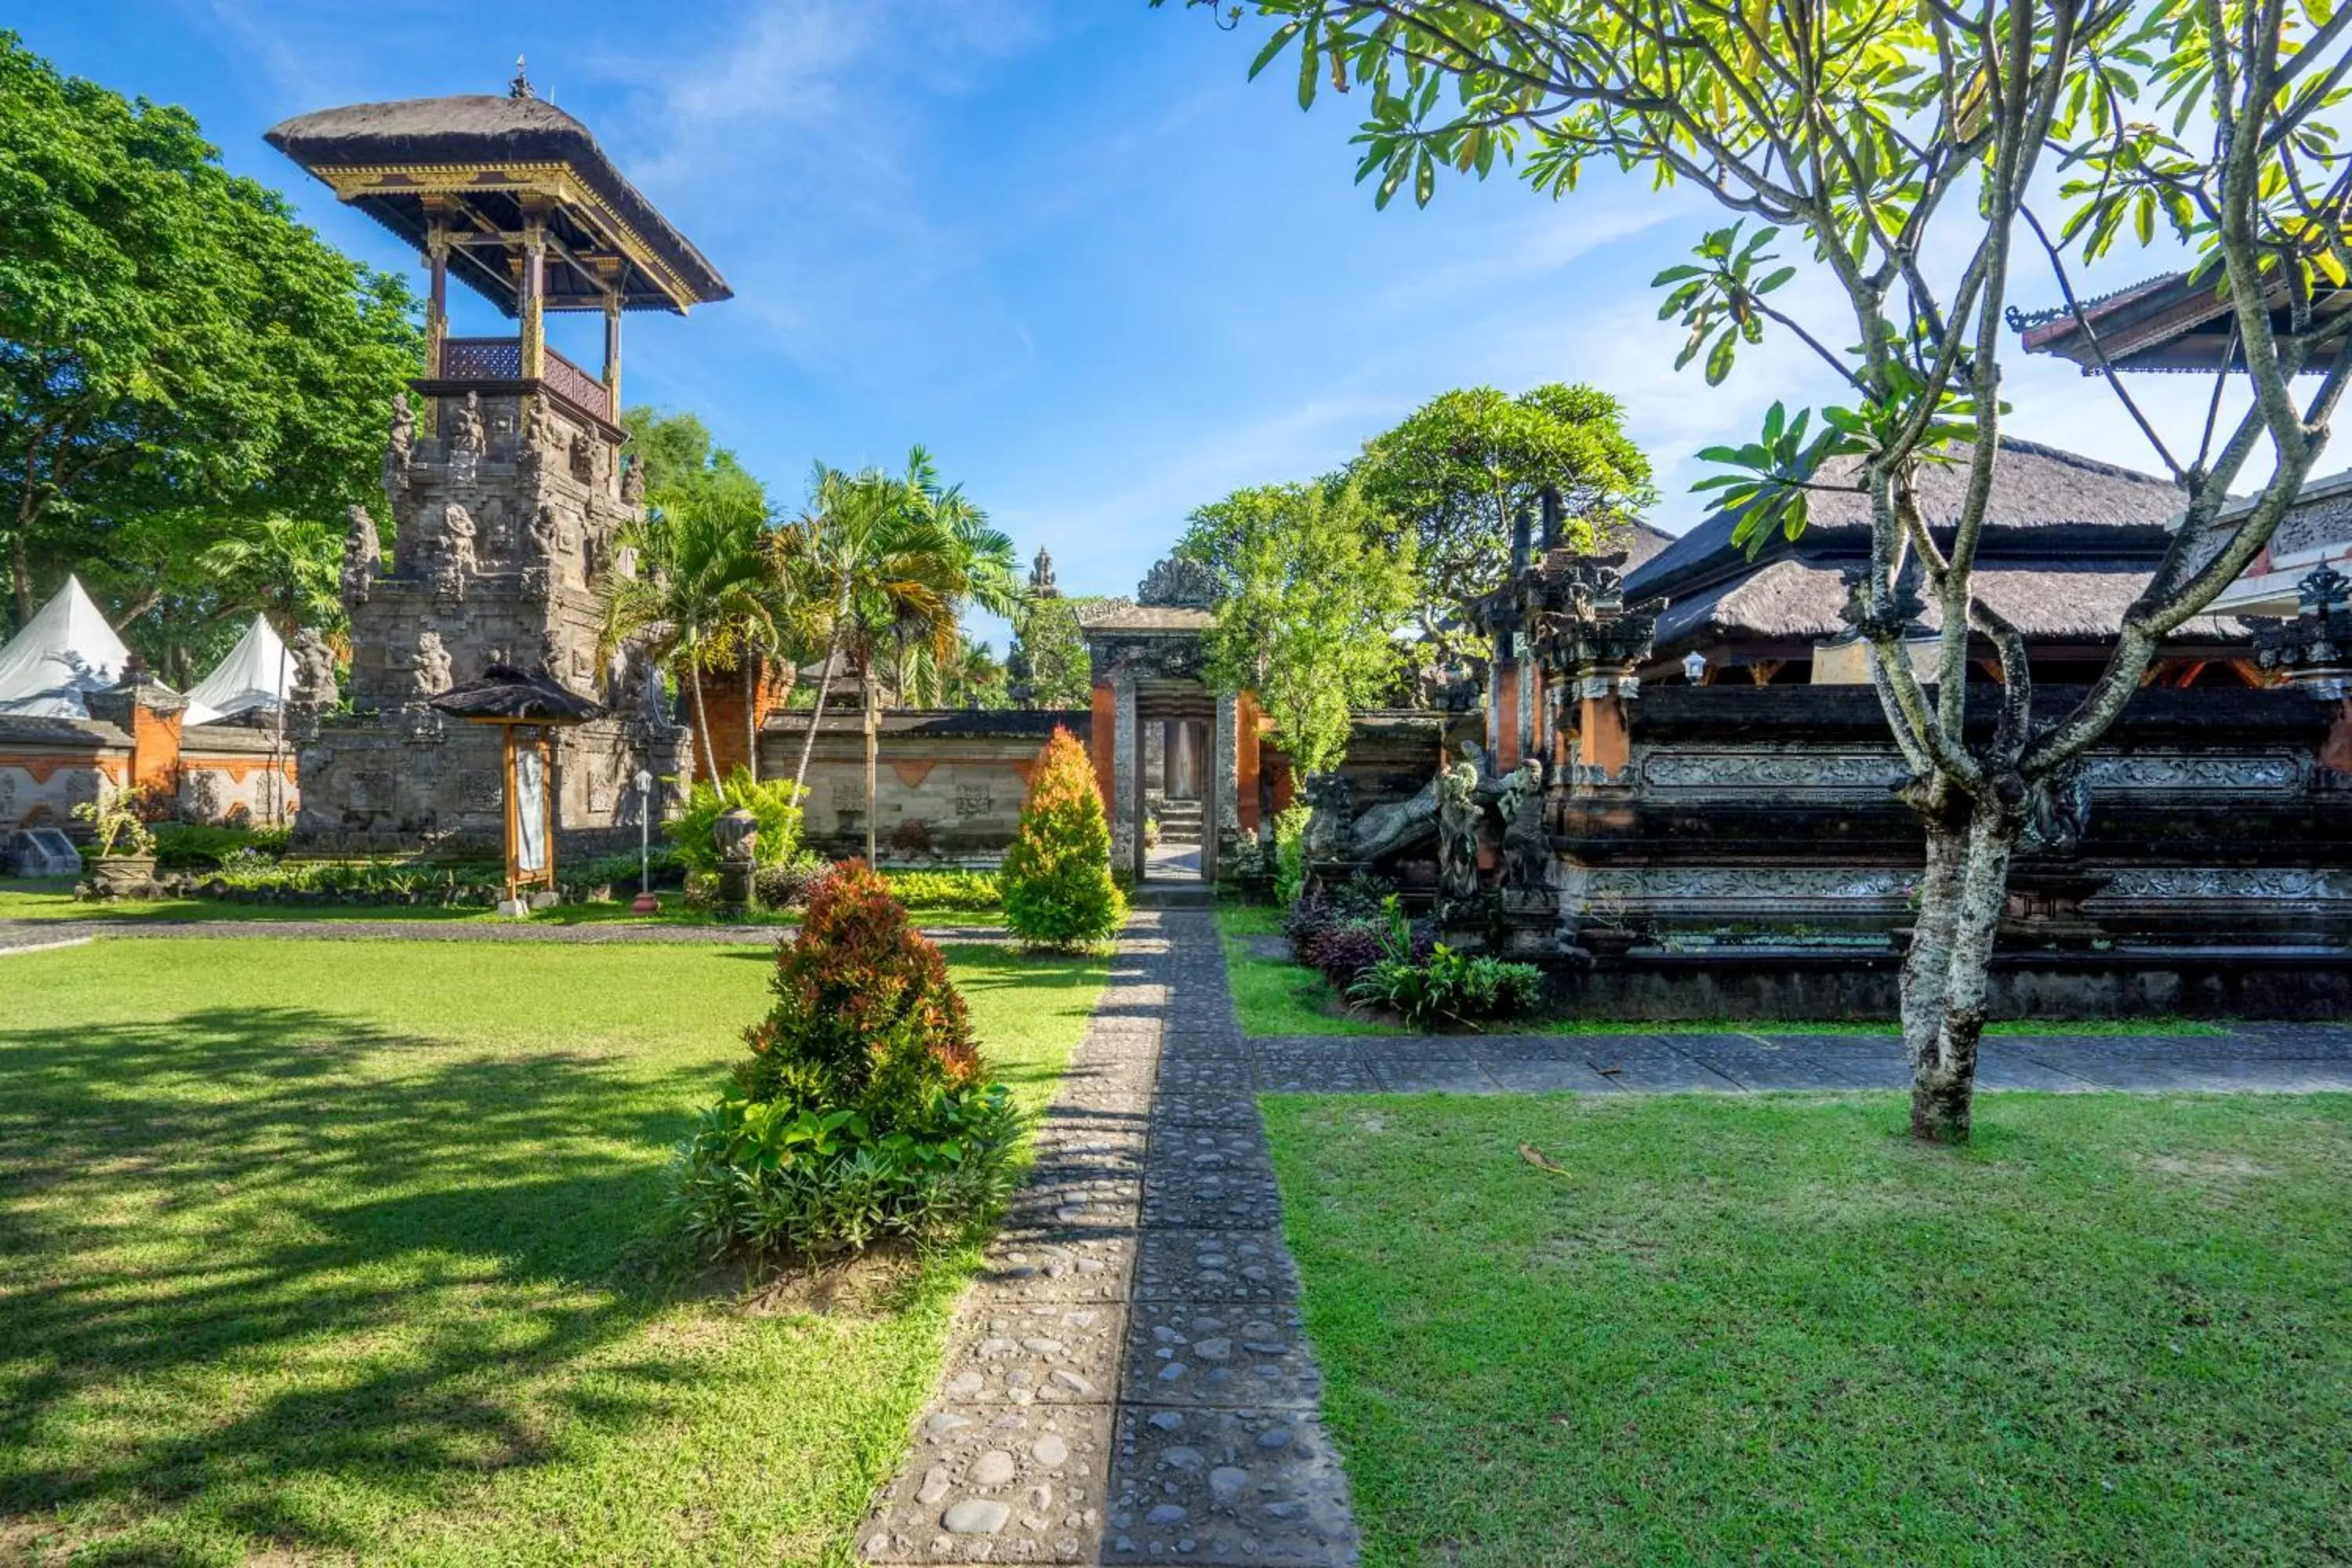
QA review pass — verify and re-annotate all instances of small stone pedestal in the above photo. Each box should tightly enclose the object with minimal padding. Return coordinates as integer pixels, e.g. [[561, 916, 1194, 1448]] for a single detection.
[[713, 805, 758, 918]]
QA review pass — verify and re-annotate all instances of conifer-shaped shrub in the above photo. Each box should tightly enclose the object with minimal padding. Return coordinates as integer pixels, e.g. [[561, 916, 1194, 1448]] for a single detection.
[[1000, 726, 1127, 949], [672, 861, 1019, 1260]]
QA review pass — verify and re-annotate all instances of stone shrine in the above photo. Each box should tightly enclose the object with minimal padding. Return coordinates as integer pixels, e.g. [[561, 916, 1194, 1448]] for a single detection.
[[264, 74, 730, 852]]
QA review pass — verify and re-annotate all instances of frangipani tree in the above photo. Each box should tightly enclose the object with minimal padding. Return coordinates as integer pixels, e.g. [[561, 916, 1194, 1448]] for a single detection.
[[1164, 0, 2352, 1141]]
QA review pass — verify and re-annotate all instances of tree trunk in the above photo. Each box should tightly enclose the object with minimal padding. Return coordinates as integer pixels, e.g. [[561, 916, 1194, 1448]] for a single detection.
[[743, 654, 761, 784], [9, 532, 31, 629], [792, 622, 846, 793], [1900, 802, 2020, 1143], [685, 657, 719, 784]]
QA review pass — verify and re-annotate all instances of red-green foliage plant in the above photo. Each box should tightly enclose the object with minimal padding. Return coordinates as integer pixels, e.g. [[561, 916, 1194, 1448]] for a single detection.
[[673, 861, 1019, 1260], [1000, 726, 1127, 949]]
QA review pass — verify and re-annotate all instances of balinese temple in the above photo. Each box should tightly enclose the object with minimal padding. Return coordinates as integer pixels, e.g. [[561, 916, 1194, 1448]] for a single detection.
[[1618, 437, 2256, 690], [263, 70, 729, 851]]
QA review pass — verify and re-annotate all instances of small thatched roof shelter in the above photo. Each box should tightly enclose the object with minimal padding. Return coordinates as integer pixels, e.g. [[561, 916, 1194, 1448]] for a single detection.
[[429, 666, 606, 725]]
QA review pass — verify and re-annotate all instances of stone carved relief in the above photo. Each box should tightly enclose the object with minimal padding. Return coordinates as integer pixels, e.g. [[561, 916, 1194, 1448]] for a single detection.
[[1641, 750, 1910, 792], [286, 628, 338, 740], [1436, 761, 1483, 906], [340, 504, 380, 606], [1497, 758, 1550, 892], [568, 428, 595, 484], [619, 453, 644, 507], [1577, 867, 1913, 903], [1137, 555, 1221, 608], [2095, 868, 2352, 901], [2079, 754, 2303, 791]]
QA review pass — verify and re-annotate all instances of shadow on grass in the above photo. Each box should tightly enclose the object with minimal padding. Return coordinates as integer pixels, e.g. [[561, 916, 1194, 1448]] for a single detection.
[[0, 1004, 719, 1549]]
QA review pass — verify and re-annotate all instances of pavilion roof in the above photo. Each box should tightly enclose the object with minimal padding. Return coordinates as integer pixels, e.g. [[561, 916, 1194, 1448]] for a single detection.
[[265, 94, 730, 315], [429, 666, 606, 724], [2012, 270, 2352, 375]]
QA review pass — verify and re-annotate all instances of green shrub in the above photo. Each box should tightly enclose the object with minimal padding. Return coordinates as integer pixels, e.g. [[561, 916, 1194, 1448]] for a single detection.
[[151, 822, 289, 869], [72, 789, 155, 858], [1000, 726, 1126, 949], [884, 869, 1003, 911], [1271, 801, 1312, 909], [666, 767, 804, 876], [755, 853, 832, 910], [1345, 897, 1546, 1029], [671, 860, 1017, 1261]]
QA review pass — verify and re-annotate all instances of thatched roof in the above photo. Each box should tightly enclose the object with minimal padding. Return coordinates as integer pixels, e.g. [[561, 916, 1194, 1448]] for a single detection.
[[265, 95, 729, 314], [1628, 438, 2227, 655], [429, 666, 605, 724], [2014, 271, 2352, 376]]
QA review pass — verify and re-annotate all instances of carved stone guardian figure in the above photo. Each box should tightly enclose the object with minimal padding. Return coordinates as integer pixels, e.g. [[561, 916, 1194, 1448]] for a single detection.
[[1301, 771, 1354, 863], [1497, 758, 1552, 894], [411, 630, 452, 698], [619, 452, 644, 506], [1436, 760, 1483, 907], [433, 503, 477, 601], [286, 628, 339, 739], [340, 503, 380, 605], [448, 391, 486, 485], [568, 427, 594, 483], [383, 393, 415, 497]]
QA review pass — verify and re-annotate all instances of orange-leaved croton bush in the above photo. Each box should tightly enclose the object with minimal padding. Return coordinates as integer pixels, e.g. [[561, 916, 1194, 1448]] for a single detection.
[[1000, 724, 1126, 949]]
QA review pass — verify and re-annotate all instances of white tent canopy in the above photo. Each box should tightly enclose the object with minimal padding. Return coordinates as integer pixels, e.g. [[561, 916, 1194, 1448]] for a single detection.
[[183, 613, 290, 727], [0, 576, 129, 720]]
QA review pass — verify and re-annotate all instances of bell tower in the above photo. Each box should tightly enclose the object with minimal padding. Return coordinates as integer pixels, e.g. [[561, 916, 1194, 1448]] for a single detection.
[[266, 76, 732, 851]]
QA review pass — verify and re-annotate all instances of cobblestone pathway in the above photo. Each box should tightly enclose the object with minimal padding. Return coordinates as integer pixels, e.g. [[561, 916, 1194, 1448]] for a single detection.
[[858, 908, 1360, 1566], [1250, 1023, 2352, 1094]]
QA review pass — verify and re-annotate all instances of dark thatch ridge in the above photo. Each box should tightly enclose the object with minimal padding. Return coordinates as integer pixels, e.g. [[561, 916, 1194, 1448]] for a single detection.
[[430, 666, 605, 724]]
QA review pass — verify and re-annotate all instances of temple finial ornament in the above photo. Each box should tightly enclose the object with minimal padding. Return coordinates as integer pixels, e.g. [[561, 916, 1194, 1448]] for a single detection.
[[510, 56, 535, 101], [1030, 545, 1058, 597]]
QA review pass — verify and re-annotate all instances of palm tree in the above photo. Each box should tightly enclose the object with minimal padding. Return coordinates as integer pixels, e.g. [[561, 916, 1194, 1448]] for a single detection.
[[597, 485, 775, 784]]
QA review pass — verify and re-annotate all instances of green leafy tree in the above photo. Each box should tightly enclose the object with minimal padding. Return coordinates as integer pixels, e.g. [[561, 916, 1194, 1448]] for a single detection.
[[597, 483, 776, 783], [0, 33, 419, 634], [1189, 481, 1417, 779], [781, 450, 1018, 799], [1171, 0, 2352, 1142], [1007, 594, 1097, 709], [1351, 383, 1654, 652], [1001, 725, 1127, 947]]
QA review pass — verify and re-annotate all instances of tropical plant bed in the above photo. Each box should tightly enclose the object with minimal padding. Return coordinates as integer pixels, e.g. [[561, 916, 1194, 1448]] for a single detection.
[[0, 935, 1105, 1563], [1262, 1091, 2352, 1567], [1211, 907, 2231, 1038]]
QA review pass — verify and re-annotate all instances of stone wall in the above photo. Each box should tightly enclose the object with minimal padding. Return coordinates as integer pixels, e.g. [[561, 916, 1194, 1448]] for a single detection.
[[0, 713, 299, 831], [0, 717, 122, 829], [770, 710, 1087, 863]]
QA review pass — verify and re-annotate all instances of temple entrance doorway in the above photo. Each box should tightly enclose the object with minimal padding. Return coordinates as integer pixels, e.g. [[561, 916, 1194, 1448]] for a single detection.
[[1138, 689, 1213, 882]]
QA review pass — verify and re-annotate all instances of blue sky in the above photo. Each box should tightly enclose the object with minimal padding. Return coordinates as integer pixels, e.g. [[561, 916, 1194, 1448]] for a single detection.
[[28, 2, 2237, 647]]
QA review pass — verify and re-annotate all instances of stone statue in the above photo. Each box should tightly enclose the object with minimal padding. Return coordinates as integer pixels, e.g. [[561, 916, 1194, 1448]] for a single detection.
[[447, 393, 485, 487], [619, 453, 644, 506], [383, 393, 415, 496], [1436, 760, 1483, 906], [340, 503, 380, 605], [529, 503, 560, 563], [1346, 769, 1443, 865], [450, 391, 485, 456], [287, 627, 339, 731], [539, 628, 564, 679], [1030, 545, 1058, 596], [568, 427, 595, 483], [2027, 760, 2092, 855], [1137, 555, 1222, 609], [433, 503, 477, 601], [411, 630, 452, 698], [1302, 771, 1354, 862], [1497, 758, 1551, 891]]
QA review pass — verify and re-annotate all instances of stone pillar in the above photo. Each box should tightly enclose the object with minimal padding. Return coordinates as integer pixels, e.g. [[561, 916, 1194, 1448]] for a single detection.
[[86, 676, 187, 800], [1572, 666, 1639, 786], [1235, 691, 1264, 834], [1089, 681, 1116, 808], [1112, 673, 1140, 881], [601, 292, 623, 419], [1213, 692, 1241, 869]]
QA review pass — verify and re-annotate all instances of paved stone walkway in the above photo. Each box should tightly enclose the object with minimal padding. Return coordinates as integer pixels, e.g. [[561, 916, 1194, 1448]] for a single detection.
[[1250, 1022, 2352, 1094], [0, 917, 1004, 952], [858, 909, 1359, 1566]]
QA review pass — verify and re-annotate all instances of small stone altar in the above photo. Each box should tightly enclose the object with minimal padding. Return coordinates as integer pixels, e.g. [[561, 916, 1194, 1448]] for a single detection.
[[265, 78, 728, 853]]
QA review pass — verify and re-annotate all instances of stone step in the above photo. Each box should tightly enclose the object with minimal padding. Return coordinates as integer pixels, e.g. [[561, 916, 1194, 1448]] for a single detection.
[[1132, 882, 1215, 909]]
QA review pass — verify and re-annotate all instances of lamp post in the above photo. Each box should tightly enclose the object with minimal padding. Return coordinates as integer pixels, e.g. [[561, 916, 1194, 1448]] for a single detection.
[[1682, 650, 1708, 685], [631, 768, 659, 913]]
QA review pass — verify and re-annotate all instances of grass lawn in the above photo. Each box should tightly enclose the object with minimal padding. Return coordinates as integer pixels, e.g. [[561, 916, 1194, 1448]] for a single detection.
[[0, 880, 1006, 931], [0, 936, 1104, 1566], [1261, 1091, 2352, 1566], [1214, 904, 2227, 1037]]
